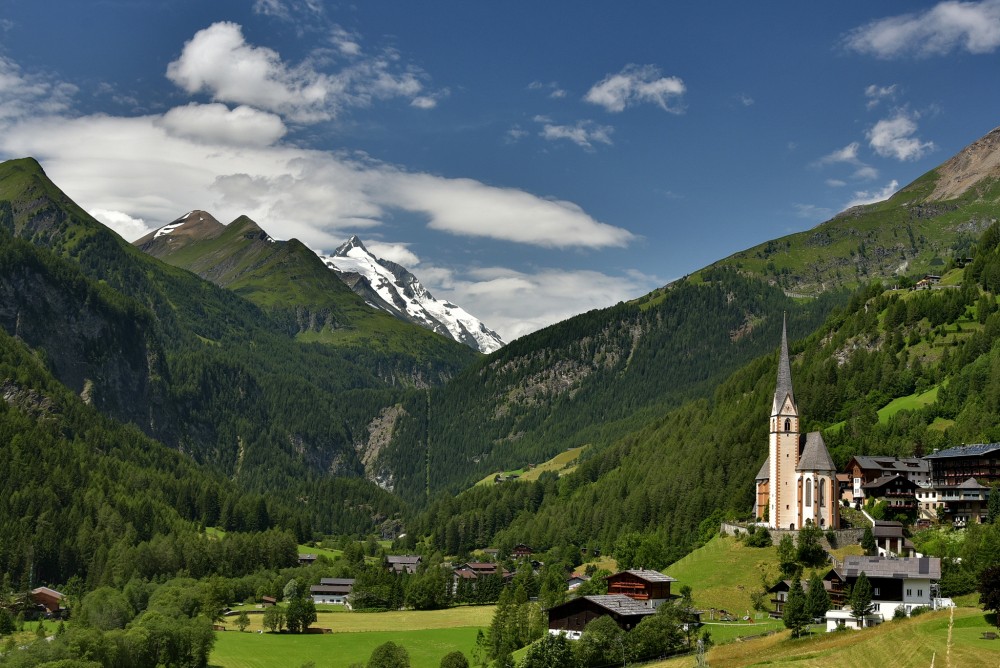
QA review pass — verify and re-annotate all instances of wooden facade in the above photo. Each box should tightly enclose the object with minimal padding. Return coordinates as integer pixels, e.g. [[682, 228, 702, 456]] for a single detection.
[[605, 570, 675, 601]]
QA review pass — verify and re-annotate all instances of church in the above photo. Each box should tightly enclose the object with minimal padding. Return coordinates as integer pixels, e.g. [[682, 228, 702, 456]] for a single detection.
[[754, 317, 839, 530]]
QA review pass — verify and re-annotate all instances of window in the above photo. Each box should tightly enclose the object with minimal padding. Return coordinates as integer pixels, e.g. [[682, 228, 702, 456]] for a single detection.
[[805, 479, 812, 506], [917, 589, 923, 597], [784, 418, 791, 432], [874, 588, 880, 597], [819, 479, 826, 507], [906, 589, 911, 597]]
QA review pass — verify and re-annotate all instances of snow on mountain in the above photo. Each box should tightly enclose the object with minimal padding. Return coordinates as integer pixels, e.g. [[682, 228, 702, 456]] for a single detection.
[[318, 236, 505, 354]]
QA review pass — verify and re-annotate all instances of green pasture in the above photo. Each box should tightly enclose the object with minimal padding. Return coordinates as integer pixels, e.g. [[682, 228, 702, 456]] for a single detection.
[[210, 626, 481, 668], [219, 606, 496, 634]]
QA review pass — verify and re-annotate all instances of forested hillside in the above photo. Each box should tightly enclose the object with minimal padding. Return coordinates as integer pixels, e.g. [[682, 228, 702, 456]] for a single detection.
[[412, 218, 1000, 566], [0, 160, 416, 544], [374, 271, 846, 501]]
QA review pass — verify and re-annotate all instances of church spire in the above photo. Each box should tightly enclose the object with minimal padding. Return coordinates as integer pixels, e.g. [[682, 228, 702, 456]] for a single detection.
[[772, 313, 795, 414]]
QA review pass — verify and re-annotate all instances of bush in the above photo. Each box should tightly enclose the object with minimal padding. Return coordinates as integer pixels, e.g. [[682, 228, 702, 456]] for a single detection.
[[744, 526, 773, 548], [893, 605, 908, 620], [909, 606, 931, 617]]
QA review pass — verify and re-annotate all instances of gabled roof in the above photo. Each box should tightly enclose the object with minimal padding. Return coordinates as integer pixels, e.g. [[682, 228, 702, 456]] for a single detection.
[[772, 314, 796, 415], [925, 443, 1000, 459], [862, 474, 918, 492], [840, 556, 941, 580], [755, 456, 770, 481], [796, 432, 836, 472], [319, 578, 355, 586], [848, 455, 930, 474], [608, 569, 677, 583], [386, 555, 421, 564], [581, 595, 658, 617]]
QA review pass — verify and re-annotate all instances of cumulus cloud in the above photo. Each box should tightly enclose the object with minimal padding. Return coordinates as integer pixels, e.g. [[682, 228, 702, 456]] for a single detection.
[[539, 120, 614, 149], [844, 180, 900, 209], [157, 103, 287, 146], [165, 21, 428, 122], [529, 81, 567, 99], [584, 64, 685, 113], [367, 241, 421, 267], [867, 112, 934, 161], [844, 0, 1000, 58], [89, 208, 153, 240]]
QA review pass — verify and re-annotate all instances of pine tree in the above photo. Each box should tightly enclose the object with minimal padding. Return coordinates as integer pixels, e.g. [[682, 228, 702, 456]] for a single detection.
[[861, 526, 877, 556], [805, 572, 831, 621], [849, 572, 874, 628], [782, 580, 809, 638]]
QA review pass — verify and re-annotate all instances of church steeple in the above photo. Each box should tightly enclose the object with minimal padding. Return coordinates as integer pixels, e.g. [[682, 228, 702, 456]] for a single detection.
[[772, 313, 795, 416]]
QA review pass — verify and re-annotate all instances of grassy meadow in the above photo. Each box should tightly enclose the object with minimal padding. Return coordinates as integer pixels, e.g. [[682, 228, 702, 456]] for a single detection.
[[212, 607, 495, 667], [650, 606, 999, 668]]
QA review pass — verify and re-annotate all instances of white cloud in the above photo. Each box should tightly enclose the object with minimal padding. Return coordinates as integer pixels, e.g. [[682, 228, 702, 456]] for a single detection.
[[528, 81, 567, 99], [330, 25, 362, 56], [867, 112, 934, 161], [737, 93, 755, 107], [157, 103, 287, 146], [367, 241, 421, 267], [539, 120, 614, 149], [89, 208, 153, 240], [845, 0, 1000, 58], [165, 21, 428, 122], [864, 83, 898, 109], [427, 265, 660, 341], [0, 55, 77, 122], [818, 142, 861, 165], [844, 180, 900, 209], [506, 125, 528, 143], [584, 64, 685, 113], [825, 179, 847, 187], [853, 165, 880, 180]]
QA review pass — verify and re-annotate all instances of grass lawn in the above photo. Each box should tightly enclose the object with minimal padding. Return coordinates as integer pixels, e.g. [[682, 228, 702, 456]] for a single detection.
[[219, 606, 496, 634], [665, 536, 777, 615], [876, 384, 940, 422], [649, 606, 997, 668], [474, 446, 587, 487], [210, 626, 481, 668]]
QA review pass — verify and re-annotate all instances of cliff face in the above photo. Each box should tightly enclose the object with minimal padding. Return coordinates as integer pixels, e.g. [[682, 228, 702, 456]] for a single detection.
[[929, 126, 1000, 201]]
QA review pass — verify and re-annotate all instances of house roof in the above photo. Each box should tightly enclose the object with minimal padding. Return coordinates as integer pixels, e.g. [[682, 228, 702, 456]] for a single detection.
[[310, 584, 351, 594], [925, 443, 1000, 460], [862, 474, 918, 492], [840, 556, 941, 580], [796, 432, 836, 472], [609, 569, 677, 583], [30, 587, 63, 599], [581, 595, 659, 617], [755, 456, 770, 481], [848, 456, 930, 474], [872, 521, 904, 539], [319, 578, 355, 586], [386, 555, 422, 564]]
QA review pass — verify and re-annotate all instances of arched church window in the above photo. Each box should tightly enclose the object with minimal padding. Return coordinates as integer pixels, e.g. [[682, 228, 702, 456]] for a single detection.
[[819, 479, 826, 507], [784, 418, 791, 432], [805, 479, 812, 507]]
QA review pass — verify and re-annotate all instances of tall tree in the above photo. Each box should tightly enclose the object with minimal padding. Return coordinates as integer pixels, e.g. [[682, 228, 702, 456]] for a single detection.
[[849, 572, 874, 628], [804, 572, 831, 622], [861, 526, 877, 556], [782, 580, 809, 638], [980, 564, 1000, 630]]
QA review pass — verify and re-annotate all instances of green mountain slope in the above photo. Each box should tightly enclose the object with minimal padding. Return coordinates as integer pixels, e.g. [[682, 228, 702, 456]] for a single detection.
[[699, 127, 1000, 295], [135, 210, 479, 369]]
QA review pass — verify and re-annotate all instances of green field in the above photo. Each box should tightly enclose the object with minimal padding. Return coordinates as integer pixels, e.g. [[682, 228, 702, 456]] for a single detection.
[[665, 536, 779, 616], [212, 607, 495, 667], [211, 626, 481, 668]]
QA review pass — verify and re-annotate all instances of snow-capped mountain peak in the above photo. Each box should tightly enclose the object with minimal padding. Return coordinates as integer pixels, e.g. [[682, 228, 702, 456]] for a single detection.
[[317, 238, 505, 354]]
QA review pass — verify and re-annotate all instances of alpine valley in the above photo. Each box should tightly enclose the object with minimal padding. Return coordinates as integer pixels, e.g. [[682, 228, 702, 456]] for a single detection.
[[4, 124, 1000, 666]]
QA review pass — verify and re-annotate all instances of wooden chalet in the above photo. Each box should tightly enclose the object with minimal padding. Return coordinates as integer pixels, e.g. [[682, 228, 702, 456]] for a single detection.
[[297, 553, 318, 565], [925, 443, 1000, 487], [310, 578, 355, 605], [261, 596, 277, 607], [547, 595, 657, 636], [862, 474, 919, 518], [29, 587, 65, 617], [605, 569, 676, 606], [512, 543, 534, 559], [767, 579, 836, 618]]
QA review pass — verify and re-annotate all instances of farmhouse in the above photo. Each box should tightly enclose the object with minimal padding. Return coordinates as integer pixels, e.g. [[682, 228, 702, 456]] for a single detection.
[[547, 595, 657, 638], [309, 578, 354, 606], [605, 569, 676, 608], [29, 587, 65, 617], [754, 317, 839, 530], [297, 553, 318, 565], [385, 554, 422, 574], [767, 578, 835, 617], [861, 475, 919, 519], [824, 556, 942, 623]]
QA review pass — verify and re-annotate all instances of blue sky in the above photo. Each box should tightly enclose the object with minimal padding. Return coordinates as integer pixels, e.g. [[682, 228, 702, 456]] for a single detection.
[[2, 1, 1000, 340]]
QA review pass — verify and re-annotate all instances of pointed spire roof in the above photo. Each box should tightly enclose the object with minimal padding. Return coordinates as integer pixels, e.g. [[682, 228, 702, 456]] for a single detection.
[[772, 313, 795, 414]]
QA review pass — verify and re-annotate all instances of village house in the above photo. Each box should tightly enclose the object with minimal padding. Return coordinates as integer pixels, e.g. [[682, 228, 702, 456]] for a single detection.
[[566, 574, 590, 591], [29, 587, 66, 618], [297, 553, 318, 566], [605, 569, 677, 609], [767, 579, 836, 618], [924, 443, 998, 525], [861, 475, 919, 519], [823, 556, 943, 628], [755, 317, 839, 530], [843, 456, 930, 505], [385, 554, 422, 574], [512, 543, 534, 559], [309, 578, 355, 606], [547, 595, 658, 639], [935, 477, 991, 526]]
